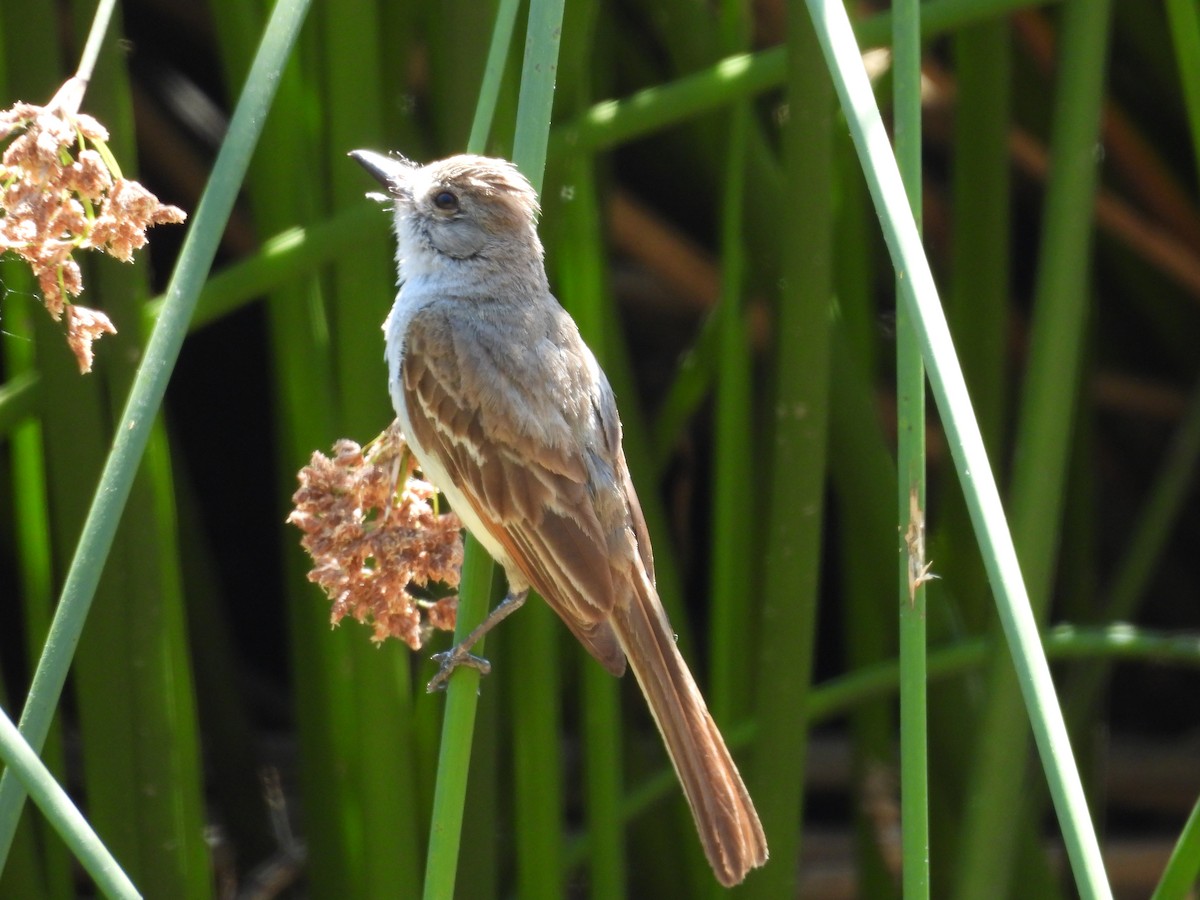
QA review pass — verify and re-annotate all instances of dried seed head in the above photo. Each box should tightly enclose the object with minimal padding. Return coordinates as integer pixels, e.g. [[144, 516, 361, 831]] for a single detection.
[[288, 423, 464, 649], [0, 81, 186, 372]]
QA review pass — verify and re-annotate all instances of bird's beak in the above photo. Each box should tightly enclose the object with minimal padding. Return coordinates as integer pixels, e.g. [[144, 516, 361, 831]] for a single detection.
[[349, 149, 413, 197]]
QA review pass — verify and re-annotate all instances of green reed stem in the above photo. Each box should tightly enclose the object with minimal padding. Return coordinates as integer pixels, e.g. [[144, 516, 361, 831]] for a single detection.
[[892, 0, 930, 895], [0, 706, 139, 899], [802, 0, 1111, 895], [423, 1, 565, 896]]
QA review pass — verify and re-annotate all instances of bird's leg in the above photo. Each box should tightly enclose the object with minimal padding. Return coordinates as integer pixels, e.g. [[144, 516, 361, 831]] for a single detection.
[[426, 588, 529, 692]]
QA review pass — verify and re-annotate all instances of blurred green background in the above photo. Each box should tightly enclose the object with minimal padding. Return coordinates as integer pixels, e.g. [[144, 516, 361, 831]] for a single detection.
[[2, 0, 1200, 897]]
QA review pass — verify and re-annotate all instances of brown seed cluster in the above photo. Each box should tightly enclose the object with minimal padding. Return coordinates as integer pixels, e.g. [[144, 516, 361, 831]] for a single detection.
[[0, 83, 186, 372], [288, 423, 463, 649]]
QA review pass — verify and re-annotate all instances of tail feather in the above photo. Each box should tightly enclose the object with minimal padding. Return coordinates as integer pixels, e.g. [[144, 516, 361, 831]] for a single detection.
[[610, 573, 768, 887]]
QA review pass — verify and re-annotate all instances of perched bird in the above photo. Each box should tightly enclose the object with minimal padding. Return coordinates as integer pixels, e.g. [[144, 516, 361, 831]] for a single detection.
[[352, 150, 767, 887]]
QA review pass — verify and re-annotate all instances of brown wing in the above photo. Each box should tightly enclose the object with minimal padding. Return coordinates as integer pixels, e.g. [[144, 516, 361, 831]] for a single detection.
[[401, 306, 629, 674]]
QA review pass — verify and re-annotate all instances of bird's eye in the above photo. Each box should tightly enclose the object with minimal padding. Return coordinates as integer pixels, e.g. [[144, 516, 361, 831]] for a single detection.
[[433, 190, 459, 211]]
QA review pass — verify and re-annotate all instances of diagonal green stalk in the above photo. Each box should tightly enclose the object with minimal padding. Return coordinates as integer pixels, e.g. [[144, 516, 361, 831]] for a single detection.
[[0, 706, 139, 899], [955, 3, 1114, 895], [892, 0, 929, 895], [1166, 0, 1200, 180], [0, 0, 312, 870], [802, 0, 1111, 895], [1152, 791, 1200, 900]]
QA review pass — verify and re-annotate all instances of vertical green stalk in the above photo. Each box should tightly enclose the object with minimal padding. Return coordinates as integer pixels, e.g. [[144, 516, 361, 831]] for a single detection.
[[926, 15, 1012, 892], [207, 2, 361, 893], [954, 3, 1114, 896], [709, 0, 755, 730], [421, 558, 497, 900], [892, 0, 929, 895], [802, 0, 1111, 895], [555, 153, 625, 893], [551, 0, 625, 884], [831, 131, 898, 896], [319, 1, 423, 894], [420, 3, 514, 885], [423, 2, 566, 896], [708, 102, 753, 727], [508, 6, 567, 898], [0, 0, 313, 874], [744, 5, 832, 897]]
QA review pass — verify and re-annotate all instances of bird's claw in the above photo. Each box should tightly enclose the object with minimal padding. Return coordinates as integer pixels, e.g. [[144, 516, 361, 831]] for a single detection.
[[426, 646, 492, 693]]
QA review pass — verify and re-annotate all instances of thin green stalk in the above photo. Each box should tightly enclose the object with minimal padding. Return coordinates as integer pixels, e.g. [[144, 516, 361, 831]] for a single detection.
[[0, 0, 313, 870], [509, 6, 567, 898], [0, 706, 139, 899], [892, 0, 929, 895], [420, 51, 510, 900], [510, 0, 562, 187], [423, 2, 565, 896], [709, 100, 753, 728], [73, 0, 118, 86], [554, 146, 626, 895], [929, 14, 1013, 674], [467, 0, 522, 154], [802, 1, 1111, 896], [743, 5, 832, 896], [831, 250, 900, 892], [421, 559, 497, 900], [547, 4, 625, 888], [955, 3, 1114, 896], [1152, 791, 1200, 900]]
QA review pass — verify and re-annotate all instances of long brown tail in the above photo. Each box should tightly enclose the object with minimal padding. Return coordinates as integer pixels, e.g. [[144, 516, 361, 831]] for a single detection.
[[610, 572, 768, 887]]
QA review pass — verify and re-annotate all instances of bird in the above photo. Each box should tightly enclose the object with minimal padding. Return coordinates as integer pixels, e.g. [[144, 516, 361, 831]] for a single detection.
[[351, 149, 767, 887]]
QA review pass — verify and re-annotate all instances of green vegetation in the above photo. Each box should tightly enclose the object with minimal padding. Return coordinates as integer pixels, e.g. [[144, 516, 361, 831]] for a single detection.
[[2, 0, 1200, 897]]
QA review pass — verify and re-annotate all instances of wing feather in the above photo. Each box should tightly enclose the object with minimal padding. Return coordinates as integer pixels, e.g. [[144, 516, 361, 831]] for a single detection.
[[401, 307, 628, 673]]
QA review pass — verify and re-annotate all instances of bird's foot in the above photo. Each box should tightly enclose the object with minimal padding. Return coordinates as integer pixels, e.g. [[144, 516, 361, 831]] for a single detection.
[[426, 645, 492, 692]]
